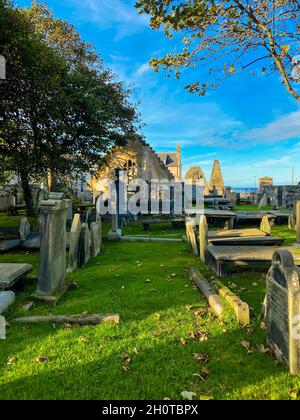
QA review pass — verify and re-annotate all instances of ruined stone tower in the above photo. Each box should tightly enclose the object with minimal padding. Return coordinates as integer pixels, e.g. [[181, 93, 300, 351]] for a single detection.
[[209, 160, 224, 196]]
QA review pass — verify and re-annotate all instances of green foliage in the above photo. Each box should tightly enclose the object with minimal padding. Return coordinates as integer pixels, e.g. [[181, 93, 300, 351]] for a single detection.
[[136, 0, 300, 101]]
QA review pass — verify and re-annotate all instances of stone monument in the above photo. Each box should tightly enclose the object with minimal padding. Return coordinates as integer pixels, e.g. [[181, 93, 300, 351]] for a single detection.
[[266, 250, 300, 375], [19, 218, 31, 241], [79, 223, 91, 266], [37, 196, 68, 298], [68, 214, 82, 272]]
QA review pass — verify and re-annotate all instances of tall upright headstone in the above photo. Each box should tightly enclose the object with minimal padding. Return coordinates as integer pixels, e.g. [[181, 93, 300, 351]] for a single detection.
[[37, 196, 68, 297], [199, 215, 208, 263], [79, 223, 91, 266], [266, 250, 300, 375], [186, 222, 199, 257], [68, 214, 82, 272], [91, 221, 101, 257], [19, 218, 31, 241]]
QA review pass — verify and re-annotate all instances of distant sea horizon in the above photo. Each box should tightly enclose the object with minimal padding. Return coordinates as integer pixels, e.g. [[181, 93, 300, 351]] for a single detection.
[[231, 187, 258, 193]]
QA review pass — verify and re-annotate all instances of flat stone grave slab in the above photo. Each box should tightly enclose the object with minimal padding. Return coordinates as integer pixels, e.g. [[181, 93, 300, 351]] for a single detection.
[[209, 236, 284, 247], [206, 246, 300, 277], [208, 228, 266, 239], [0, 239, 21, 252], [21, 233, 41, 250], [0, 264, 33, 289]]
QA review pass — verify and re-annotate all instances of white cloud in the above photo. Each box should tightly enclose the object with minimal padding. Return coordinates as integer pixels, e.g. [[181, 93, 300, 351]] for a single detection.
[[136, 62, 151, 77], [242, 110, 300, 144]]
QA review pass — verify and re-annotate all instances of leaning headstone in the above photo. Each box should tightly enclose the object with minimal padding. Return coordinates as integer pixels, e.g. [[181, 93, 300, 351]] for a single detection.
[[186, 223, 199, 257], [0, 292, 15, 314], [19, 217, 31, 241], [79, 223, 91, 266], [258, 194, 268, 209], [260, 215, 271, 235], [90, 222, 101, 257], [0, 264, 32, 290], [68, 214, 82, 272], [199, 215, 208, 263], [37, 197, 68, 297], [266, 250, 300, 375]]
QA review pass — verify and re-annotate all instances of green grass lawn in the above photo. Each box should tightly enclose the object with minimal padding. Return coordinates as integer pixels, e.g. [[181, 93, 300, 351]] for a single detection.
[[234, 204, 274, 212], [0, 221, 300, 400]]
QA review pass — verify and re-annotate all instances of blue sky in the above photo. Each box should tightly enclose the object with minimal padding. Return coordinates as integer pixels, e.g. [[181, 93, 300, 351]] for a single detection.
[[16, 0, 300, 187]]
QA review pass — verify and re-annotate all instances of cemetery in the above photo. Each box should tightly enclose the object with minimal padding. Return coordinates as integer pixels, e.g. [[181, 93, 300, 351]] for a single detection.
[[1, 0, 300, 403]]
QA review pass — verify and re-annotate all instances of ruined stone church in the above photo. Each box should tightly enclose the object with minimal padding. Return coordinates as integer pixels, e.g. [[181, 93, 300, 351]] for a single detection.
[[92, 138, 182, 197]]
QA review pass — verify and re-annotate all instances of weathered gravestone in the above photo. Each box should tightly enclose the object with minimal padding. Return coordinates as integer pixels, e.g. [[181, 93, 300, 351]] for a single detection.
[[65, 199, 73, 225], [258, 194, 268, 209], [260, 215, 271, 235], [296, 201, 300, 244], [0, 291, 15, 314], [90, 221, 101, 257], [0, 264, 32, 290], [19, 217, 31, 241], [37, 197, 68, 298], [68, 214, 82, 272], [266, 250, 300, 375], [186, 222, 198, 257], [199, 215, 208, 263], [79, 223, 91, 266]]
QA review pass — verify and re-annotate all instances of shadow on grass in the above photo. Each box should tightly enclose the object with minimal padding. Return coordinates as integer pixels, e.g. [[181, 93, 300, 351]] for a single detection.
[[0, 323, 291, 400]]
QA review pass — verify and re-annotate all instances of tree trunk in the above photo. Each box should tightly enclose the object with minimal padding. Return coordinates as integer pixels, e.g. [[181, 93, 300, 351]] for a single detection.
[[20, 171, 34, 217]]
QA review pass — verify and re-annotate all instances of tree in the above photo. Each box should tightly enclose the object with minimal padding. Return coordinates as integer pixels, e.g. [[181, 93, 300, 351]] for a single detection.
[[0, 2, 138, 215], [22, 1, 139, 187], [136, 0, 300, 101]]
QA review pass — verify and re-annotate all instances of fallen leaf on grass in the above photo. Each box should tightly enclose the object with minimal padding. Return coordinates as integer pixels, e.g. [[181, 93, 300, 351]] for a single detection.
[[133, 348, 139, 355], [70, 282, 79, 289], [78, 336, 89, 343], [120, 355, 131, 364], [122, 365, 130, 372], [180, 338, 188, 345], [145, 279, 151, 283], [252, 283, 258, 287], [258, 344, 270, 354], [33, 357, 48, 363], [181, 391, 197, 400], [201, 367, 210, 378], [193, 353, 210, 364], [240, 341, 253, 354], [164, 397, 171, 400], [189, 331, 208, 342], [289, 389, 300, 400], [155, 313, 161, 320], [186, 305, 193, 311], [7, 357, 17, 366]]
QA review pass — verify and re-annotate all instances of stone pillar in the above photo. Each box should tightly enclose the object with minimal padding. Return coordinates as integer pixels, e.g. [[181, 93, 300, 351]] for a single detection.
[[37, 197, 68, 297], [296, 201, 300, 243], [199, 215, 208, 263]]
